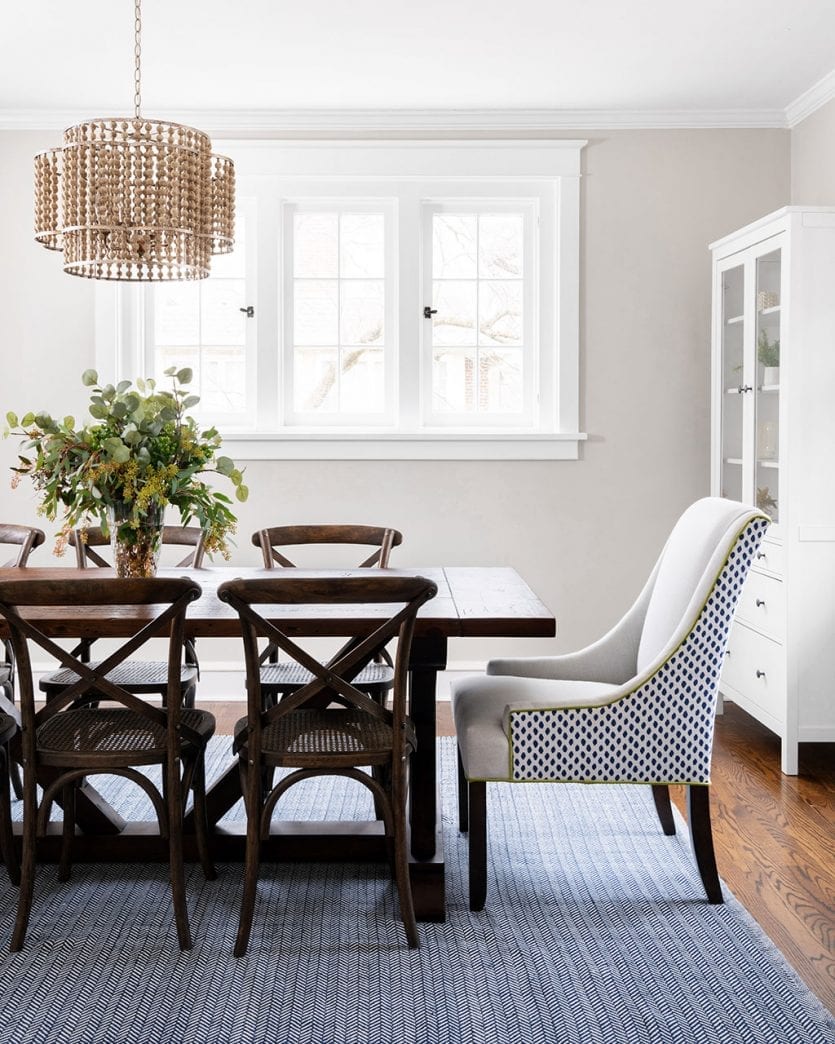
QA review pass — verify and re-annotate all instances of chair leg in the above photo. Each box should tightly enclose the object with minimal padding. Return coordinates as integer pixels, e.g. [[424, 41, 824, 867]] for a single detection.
[[191, 752, 216, 882], [687, 785, 723, 904], [651, 784, 676, 836], [234, 760, 262, 958], [166, 759, 193, 951], [468, 781, 487, 912], [390, 764, 417, 952], [58, 782, 75, 882], [11, 759, 38, 950], [0, 748, 19, 886], [457, 748, 468, 833]]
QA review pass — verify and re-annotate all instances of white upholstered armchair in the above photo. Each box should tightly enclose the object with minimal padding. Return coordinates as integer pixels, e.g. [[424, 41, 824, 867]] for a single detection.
[[451, 498, 769, 911]]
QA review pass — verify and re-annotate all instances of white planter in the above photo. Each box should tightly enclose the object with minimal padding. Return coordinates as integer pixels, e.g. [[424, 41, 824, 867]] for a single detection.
[[763, 366, 780, 386]]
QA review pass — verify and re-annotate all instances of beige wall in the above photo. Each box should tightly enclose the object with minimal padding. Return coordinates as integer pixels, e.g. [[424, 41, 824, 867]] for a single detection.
[[791, 97, 835, 204], [0, 127, 789, 665]]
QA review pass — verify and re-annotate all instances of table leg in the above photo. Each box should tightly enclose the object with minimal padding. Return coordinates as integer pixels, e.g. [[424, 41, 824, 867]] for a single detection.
[[408, 634, 447, 861]]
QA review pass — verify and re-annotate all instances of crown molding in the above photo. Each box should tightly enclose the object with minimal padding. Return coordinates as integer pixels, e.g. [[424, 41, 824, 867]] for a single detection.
[[785, 69, 835, 127], [0, 106, 790, 134]]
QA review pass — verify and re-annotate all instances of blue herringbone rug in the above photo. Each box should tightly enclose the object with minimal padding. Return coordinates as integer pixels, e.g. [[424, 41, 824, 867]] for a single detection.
[[0, 737, 832, 1044]]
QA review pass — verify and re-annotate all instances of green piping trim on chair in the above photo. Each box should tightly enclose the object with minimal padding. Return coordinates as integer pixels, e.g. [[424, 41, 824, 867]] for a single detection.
[[502, 512, 769, 785]]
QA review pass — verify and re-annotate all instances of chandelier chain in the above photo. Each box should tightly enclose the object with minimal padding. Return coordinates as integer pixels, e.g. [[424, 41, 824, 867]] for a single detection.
[[134, 0, 142, 119]]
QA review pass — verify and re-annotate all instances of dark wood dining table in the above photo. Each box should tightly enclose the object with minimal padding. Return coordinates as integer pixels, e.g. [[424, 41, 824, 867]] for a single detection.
[[0, 564, 555, 920]]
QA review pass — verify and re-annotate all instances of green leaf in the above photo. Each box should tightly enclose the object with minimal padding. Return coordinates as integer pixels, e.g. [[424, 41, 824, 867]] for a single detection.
[[215, 456, 234, 476], [116, 380, 131, 394], [163, 366, 177, 377], [176, 368, 193, 384], [88, 404, 107, 420], [81, 369, 99, 387], [21, 412, 34, 427], [182, 395, 200, 410], [5, 411, 18, 428], [236, 484, 249, 502]]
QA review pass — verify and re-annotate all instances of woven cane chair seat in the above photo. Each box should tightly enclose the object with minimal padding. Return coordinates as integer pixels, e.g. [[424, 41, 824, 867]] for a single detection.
[[38, 707, 215, 763], [41, 660, 198, 695], [259, 661, 393, 696], [234, 707, 416, 766]]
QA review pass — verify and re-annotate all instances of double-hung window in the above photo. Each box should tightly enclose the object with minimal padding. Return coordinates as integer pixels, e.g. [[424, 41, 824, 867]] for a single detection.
[[98, 140, 586, 459]]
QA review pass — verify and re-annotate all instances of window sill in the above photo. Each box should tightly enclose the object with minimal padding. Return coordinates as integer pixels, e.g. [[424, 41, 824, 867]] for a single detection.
[[220, 431, 588, 461]]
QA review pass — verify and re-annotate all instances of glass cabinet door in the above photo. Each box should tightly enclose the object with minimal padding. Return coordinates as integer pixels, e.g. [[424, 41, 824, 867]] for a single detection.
[[754, 248, 781, 523], [720, 263, 745, 502]]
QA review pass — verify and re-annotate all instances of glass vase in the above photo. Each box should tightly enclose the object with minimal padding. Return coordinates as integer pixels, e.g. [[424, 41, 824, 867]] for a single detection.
[[108, 502, 164, 578]]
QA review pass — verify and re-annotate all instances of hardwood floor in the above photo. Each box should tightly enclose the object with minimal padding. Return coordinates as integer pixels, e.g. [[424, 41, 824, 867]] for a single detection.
[[207, 697, 835, 1013]]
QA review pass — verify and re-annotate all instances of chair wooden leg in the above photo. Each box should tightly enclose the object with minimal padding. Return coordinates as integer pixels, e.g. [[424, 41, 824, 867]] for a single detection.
[[687, 784, 723, 904], [58, 782, 75, 882], [392, 781, 418, 948], [191, 753, 216, 882], [468, 781, 487, 912], [457, 747, 468, 833], [234, 761, 262, 958], [0, 748, 19, 886], [651, 784, 676, 836], [166, 760, 193, 951], [11, 761, 38, 950]]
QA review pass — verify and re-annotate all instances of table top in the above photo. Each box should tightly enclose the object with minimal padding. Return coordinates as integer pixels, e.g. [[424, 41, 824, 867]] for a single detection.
[[0, 565, 555, 640]]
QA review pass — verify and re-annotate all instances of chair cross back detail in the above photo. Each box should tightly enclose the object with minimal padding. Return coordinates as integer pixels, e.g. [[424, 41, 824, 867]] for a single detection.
[[70, 526, 206, 570], [222, 576, 434, 738], [0, 525, 46, 568], [0, 578, 200, 728], [253, 525, 402, 570]]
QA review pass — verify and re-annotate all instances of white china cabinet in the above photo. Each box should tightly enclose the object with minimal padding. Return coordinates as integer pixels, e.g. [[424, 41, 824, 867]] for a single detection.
[[711, 206, 835, 774]]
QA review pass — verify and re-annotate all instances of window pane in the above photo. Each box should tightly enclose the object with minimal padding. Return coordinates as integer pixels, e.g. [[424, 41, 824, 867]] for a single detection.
[[200, 347, 247, 414], [479, 213, 523, 278], [200, 279, 246, 346], [341, 348, 385, 412], [479, 281, 523, 346], [432, 348, 475, 413], [433, 214, 477, 279], [480, 349, 523, 412], [294, 348, 338, 412], [155, 346, 199, 386], [294, 213, 338, 278], [432, 281, 477, 346], [294, 280, 339, 346], [340, 214, 385, 278], [155, 283, 199, 346], [340, 280, 384, 346]]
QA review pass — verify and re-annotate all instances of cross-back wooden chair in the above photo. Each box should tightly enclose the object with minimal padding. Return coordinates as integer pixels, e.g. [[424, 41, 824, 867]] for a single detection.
[[0, 525, 46, 799], [251, 525, 404, 708], [218, 573, 437, 956], [0, 576, 215, 951], [38, 526, 205, 709]]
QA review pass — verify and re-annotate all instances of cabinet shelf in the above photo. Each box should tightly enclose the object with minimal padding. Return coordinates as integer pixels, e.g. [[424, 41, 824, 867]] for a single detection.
[[759, 305, 781, 316], [725, 458, 743, 466], [725, 315, 744, 325], [759, 384, 780, 392], [757, 459, 780, 469]]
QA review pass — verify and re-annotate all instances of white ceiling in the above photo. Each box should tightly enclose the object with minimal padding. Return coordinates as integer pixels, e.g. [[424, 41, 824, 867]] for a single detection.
[[2, 1, 835, 127]]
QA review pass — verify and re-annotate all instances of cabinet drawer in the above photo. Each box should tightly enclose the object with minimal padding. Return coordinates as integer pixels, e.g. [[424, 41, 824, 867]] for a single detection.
[[752, 540, 783, 577], [735, 571, 785, 640], [721, 623, 785, 723]]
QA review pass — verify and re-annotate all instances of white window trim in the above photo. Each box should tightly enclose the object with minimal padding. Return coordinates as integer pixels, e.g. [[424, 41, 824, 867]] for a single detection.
[[96, 139, 587, 461]]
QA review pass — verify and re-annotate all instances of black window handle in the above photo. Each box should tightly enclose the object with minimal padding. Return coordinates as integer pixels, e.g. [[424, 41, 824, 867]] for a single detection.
[[239, 306, 255, 318], [423, 306, 437, 319]]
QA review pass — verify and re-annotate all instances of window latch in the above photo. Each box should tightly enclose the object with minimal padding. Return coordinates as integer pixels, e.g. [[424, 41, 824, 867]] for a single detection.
[[239, 306, 255, 318], [423, 306, 437, 319]]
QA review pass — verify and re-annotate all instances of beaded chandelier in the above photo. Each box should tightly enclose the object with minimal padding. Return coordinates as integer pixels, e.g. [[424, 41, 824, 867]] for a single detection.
[[33, 0, 234, 281]]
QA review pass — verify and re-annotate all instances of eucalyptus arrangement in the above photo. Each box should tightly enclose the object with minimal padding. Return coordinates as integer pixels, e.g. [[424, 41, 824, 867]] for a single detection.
[[5, 368, 248, 575], [757, 330, 780, 369]]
